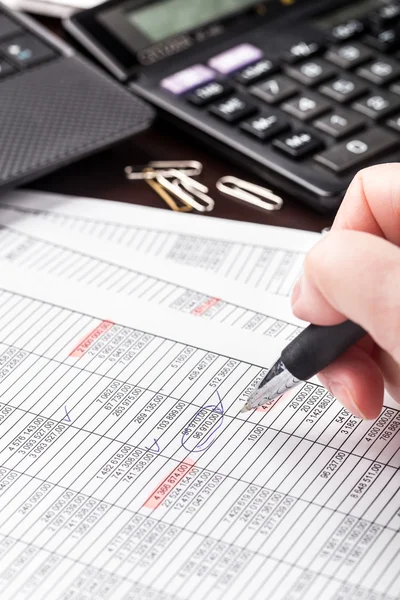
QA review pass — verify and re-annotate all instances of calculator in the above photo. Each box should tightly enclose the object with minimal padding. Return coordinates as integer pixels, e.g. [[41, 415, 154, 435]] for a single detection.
[[67, 0, 400, 213]]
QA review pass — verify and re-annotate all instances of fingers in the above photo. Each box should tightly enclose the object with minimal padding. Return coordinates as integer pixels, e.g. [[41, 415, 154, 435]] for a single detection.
[[291, 230, 400, 365], [318, 346, 384, 420], [333, 163, 400, 244]]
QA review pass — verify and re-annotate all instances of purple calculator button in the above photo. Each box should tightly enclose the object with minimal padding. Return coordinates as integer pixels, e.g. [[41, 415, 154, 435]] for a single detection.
[[161, 64, 215, 95], [208, 44, 263, 75]]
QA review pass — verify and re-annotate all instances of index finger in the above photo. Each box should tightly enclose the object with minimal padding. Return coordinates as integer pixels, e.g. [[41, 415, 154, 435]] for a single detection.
[[333, 163, 400, 245]]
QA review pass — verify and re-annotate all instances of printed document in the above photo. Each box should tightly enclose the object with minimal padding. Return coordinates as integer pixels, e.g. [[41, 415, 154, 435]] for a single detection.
[[0, 265, 397, 600], [1, 190, 321, 296]]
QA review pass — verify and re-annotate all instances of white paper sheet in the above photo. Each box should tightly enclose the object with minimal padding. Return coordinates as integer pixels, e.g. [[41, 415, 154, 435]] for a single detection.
[[1, 191, 320, 297], [0, 208, 304, 350], [0, 264, 398, 600]]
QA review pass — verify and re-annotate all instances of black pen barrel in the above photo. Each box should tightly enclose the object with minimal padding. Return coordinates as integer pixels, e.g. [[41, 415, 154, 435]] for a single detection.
[[281, 321, 367, 381]]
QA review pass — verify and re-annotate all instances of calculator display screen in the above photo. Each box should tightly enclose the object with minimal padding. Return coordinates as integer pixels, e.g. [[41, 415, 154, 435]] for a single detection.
[[127, 0, 260, 43]]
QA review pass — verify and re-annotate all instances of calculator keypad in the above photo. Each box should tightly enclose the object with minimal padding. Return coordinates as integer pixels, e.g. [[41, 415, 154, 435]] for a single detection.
[[157, 2, 400, 211]]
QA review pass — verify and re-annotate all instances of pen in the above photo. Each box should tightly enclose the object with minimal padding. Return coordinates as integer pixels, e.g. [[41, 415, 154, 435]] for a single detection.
[[241, 320, 367, 412]]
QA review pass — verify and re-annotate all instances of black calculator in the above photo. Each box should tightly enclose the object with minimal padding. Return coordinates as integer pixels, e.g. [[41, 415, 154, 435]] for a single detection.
[[67, 0, 400, 212]]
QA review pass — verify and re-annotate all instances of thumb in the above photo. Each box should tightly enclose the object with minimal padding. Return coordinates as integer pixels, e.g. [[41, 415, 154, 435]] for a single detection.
[[292, 230, 400, 364]]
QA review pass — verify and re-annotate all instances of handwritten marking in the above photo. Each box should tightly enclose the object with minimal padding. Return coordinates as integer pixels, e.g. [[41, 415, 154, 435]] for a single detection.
[[145, 438, 160, 453], [69, 320, 114, 358], [64, 406, 71, 423], [181, 391, 224, 452], [191, 297, 220, 317], [144, 458, 196, 509]]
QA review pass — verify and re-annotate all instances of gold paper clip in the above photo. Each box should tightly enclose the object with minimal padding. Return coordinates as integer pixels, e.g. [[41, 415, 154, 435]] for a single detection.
[[125, 160, 203, 180], [216, 176, 283, 212], [161, 170, 215, 213], [143, 168, 192, 212]]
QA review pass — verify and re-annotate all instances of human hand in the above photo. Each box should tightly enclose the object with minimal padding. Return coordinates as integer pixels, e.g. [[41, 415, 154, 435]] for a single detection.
[[291, 163, 400, 420]]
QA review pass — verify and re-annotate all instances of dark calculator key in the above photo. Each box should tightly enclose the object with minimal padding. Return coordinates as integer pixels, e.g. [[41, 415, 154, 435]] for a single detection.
[[329, 20, 365, 43], [314, 128, 398, 173], [250, 75, 298, 104], [389, 79, 400, 94], [352, 92, 400, 119], [240, 112, 289, 140], [357, 59, 400, 85], [0, 59, 14, 79], [325, 43, 372, 69], [319, 77, 368, 103], [285, 59, 336, 86], [363, 28, 400, 52], [386, 112, 400, 131], [0, 14, 22, 41], [186, 81, 233, 106], [273, 131, 323, 158], [235, 59, 278, 85], [314, 110, 365, 139], [282, 94, 331, 121], [208, 95, 256, 123], [283, 41, 323, 63], [368, 4, 400, 30], [1, 34, 56, 68]]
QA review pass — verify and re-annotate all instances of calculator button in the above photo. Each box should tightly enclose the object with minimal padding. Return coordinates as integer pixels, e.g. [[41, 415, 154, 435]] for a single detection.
[[283, 41, 323, 63], [325, 43, 372, 69], [161, 64, 215, 95], [0, 34, 55, 68], [389, 79, 400, 94], [386, 112, 400, 132], [285, 59, 336, 86], [209, 95, 256, 123], [363, 28, 400, 52], [368, 4, 400, 30], [235, 59, 278, 85], [273, 131, 323, 158], [282, 94, 331, 121], [186, 81, 232, 106], [314, 128, 398, 173], [357, 59, 400, 84], [240, 113, 289, 140], [329, 20, 365, 42], [250, 75, 298, 104], [319, 77, 368, 103], [314, 110, 365, 139], [208, 44, 263, 75], [352, 92, 400, 119], [0, 15, 22, 41], [0, 59, 14, 78]]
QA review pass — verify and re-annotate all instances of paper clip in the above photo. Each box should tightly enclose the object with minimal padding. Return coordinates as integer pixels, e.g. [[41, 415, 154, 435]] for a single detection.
[[125, 160, 203, 180], [216, 176, 283, 212], [162, 170, 215, 213], [143, 169, 192, 212]]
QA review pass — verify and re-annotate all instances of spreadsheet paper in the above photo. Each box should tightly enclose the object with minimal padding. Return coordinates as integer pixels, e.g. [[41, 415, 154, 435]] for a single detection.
[[0, 190, 320, 297], [0, 265, 397, 599], [0, 212, 303, 347]]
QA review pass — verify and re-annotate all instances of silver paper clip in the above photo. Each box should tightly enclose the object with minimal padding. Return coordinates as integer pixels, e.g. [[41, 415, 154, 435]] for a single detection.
[[157, 170, 215, 213], [125, 160, 203, 180], [216, 176, 283, 212]]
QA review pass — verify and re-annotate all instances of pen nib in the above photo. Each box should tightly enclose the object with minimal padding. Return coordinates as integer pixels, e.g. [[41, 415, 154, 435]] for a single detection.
[[240, 359, 301, 412]]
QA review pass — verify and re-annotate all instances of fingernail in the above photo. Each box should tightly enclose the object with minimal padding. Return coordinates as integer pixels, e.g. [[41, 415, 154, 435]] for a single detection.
[[328, 381, 366, 420], [291, 277, 303, 310]]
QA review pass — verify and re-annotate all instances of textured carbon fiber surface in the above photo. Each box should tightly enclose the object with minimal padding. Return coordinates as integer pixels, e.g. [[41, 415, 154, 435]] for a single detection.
[[0, 54, 154, 187]]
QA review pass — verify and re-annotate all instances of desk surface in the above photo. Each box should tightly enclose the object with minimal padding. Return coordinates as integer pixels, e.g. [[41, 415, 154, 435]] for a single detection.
[[29, 17, 334, 234]]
